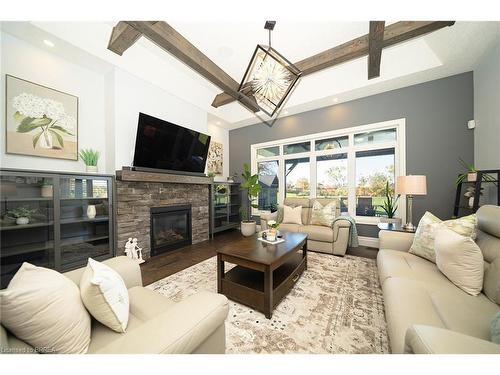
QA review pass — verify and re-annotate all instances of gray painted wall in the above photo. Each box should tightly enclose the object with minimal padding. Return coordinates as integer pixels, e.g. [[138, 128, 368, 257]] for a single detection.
[[229, 72, 474, 238], [474, 39, 500, 170]]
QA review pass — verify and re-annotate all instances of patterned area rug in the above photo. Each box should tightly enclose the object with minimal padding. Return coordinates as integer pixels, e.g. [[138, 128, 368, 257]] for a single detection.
[[147, 253, 389, 354]]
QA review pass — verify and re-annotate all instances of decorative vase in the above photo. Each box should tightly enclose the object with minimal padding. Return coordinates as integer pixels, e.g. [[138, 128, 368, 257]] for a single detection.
[[38, 129, 53, 149], [380, 217, 402, 225], [267, 229, 277, 241], [87, 205, 96, 219], [86, 165, 98, 173], [467, 172, 477, 182], [16, 217, 29, 225], [241, 221, 256, 236], [468, 196, 475, 208], [40, 185, 53, 198]]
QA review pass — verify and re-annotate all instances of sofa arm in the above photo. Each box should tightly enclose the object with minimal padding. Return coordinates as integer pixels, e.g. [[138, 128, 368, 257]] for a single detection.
[[332, 219, 351, 256], [93, 291, 229, 354], [103, 256, 143, 288], [378, 230, 414, 252], [260, 211, 278, 231], [404, 325, 500, 354]]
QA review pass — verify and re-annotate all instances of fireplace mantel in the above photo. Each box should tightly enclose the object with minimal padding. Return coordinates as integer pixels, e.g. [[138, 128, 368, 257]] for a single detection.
[[116, 168, 212, 185]]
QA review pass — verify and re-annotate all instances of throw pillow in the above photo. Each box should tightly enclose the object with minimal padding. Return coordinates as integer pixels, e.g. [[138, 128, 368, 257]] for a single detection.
[[409, 212, 477, 263], [0, 262, 91, 353], [80, 258, 130, 333], [282, 205, 303, 225], [491, 310, 500, 344], [310, 200, 337, 227], [434, 228, 484, 296]]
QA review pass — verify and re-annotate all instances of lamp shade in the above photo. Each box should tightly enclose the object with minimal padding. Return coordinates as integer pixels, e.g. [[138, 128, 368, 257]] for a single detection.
[[395, 175, 427, 195]]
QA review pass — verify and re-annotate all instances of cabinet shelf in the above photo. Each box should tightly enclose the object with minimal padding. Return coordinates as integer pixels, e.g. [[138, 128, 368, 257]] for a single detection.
[[0, 197, 53, 202], [1, 241, 54, 258], [60, 216, 109, 225], [0, 221, 54, 231], [60, 197, 109, 201]]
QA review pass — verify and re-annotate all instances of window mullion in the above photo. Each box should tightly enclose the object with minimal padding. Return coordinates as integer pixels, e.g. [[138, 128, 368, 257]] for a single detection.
[[347, 134, 356, 217]]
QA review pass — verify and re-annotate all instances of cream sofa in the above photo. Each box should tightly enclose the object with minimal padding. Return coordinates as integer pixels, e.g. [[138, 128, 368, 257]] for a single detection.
[[260, 198, 351, 256], [377, 205, 500, 354], [0, 256, 229, 354]]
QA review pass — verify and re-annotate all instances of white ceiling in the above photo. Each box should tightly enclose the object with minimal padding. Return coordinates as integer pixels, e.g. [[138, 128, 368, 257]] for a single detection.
[[2, 21, 500, 130]]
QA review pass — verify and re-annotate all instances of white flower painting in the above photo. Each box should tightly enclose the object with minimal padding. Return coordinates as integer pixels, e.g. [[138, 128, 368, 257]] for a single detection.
[[6, 75, 78, 160], [207, 141, 223, 175]]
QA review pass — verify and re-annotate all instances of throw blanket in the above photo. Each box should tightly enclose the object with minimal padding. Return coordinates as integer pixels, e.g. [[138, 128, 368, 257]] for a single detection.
[[333, 215, 359, 247]]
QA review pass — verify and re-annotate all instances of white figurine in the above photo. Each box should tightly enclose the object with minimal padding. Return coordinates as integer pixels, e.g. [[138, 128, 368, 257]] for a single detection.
[[124, 238, 134, 259], [132, 238, 144, 264]]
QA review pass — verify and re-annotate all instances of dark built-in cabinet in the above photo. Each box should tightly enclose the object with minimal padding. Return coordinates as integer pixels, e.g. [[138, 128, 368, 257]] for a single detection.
[[0, 169, 115, 288], [210, 182, 241, 237]]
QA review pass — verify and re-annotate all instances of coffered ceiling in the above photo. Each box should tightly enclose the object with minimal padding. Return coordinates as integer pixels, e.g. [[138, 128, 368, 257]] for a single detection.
[[3, 21, 500, 130]]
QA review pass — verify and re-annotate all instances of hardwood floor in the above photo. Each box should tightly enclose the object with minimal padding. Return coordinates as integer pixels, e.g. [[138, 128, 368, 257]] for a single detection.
[[140, 229, 378, 285]]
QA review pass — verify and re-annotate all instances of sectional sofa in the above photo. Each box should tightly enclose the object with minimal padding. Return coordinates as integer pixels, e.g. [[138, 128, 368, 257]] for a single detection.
[[377, 205, 500, 354]]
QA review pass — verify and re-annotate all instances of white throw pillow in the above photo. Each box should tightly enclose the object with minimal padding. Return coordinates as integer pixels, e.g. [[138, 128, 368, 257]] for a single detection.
[[310, 200, 337, 227], [282, 205, 303, 225], [80, 258, 130, 333], [409, 212, 477, 263], [435, 228, 484, 296], [0, 263, 91, 353]]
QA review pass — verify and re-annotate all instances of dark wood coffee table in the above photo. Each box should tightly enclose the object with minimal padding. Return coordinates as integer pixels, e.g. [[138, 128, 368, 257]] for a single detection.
[[216, 231, 308, 319]]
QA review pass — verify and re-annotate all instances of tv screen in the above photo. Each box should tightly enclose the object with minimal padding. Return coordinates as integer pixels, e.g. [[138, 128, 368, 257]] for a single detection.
[[133, 113, 211, 174]]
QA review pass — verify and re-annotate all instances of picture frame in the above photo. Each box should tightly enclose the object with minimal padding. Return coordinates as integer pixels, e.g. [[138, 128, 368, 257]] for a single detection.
[[5, 74, 79, 160]]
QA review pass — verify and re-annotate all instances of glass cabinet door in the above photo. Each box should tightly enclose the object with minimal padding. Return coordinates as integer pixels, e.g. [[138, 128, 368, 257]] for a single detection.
[[213, 184, 229, 228], [59, 176, 112, 271], [0, 173, 55, 288], [228, 184, 241, 224]]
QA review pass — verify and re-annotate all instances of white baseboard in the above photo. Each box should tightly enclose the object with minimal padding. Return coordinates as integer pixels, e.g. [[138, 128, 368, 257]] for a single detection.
[[358, 236, 379, 249]]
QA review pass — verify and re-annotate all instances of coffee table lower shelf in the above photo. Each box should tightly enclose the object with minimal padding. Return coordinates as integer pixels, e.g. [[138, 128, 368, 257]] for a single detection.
[[219, 252, 306, 318]]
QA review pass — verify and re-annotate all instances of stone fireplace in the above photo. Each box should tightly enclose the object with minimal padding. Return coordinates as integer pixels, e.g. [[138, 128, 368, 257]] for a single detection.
[[115, 169, 211, 260]]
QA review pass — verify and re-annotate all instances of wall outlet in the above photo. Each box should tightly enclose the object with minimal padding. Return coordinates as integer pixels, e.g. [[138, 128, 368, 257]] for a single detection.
[[467, 120, 476, 129]]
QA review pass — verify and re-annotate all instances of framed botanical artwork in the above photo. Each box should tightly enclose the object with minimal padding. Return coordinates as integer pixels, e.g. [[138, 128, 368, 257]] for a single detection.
[[5, 74, 78, 160], [207, 141, 223, 175]]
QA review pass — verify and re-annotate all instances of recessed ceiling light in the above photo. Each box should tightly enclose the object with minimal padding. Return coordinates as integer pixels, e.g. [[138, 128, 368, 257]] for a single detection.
[[43, 40, 55, 47], [332, 98, 338, 103], [283, 110, 289, 115], [216, 121, 221, 125]]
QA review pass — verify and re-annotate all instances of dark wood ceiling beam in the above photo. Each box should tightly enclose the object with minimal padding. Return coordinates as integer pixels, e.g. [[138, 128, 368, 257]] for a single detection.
[[122, 21, 259, 113], [368, 21, 385, 79], [107, 21, 143, 56], [211, 21, 455, 108]]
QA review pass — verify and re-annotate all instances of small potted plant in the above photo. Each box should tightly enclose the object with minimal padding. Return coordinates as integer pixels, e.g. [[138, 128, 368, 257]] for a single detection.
[[40, 178, 53, 198], [380, 181, 401, 225], [7, 206, 37, 225], [456, 158, 497, 185], [79, 148, 100, 173], [240, 163, 261, 236], [266, 220, 280, 241]]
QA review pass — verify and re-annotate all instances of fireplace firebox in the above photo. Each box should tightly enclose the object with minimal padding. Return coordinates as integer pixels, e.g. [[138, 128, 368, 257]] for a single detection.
[[150, 205, 192, 256]]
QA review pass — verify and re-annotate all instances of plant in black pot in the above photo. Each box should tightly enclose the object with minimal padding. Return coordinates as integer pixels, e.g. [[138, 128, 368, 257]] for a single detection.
[[239, 163, 261, 236], [379, 181, 401, 225]]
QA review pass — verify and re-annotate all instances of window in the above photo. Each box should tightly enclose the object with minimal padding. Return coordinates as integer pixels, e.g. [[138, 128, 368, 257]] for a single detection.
[[257, 160, 279, 211], [257, 146, 279, 158], [355, 148, 395, 217], [316, 154, 348, 212], [354, 128, 396, 145], [251, 118, 405, 224], [284, 141, 310, 155], [285, 158, 310, 197], [315, 136, 348, 151]]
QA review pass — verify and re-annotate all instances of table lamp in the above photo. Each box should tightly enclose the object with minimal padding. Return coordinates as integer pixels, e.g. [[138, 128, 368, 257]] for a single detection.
[[395, 175, 427, 231]]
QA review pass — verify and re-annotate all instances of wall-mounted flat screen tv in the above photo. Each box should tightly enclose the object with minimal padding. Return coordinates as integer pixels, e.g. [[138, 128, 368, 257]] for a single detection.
[[133, 112, 211, 174]]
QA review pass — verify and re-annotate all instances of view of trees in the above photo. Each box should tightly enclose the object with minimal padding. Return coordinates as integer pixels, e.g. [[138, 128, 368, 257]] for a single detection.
[[356, 164, 395, 197]]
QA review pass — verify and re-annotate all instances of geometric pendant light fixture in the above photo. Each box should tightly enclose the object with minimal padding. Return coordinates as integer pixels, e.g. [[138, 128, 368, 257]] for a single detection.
[[239, 21, 301, 117]]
